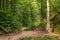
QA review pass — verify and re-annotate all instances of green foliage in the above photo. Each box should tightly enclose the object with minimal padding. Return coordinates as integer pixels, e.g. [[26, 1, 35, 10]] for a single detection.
[[0, 0, 60, 34], [18, 0, 42, 29], [31, 0, 40, 28], [53, 25, 60, 34], [19, 36, 57, 40], [50, 0, 60, 34], [0, 0, 22, 33], [0, 9, 22, 33]]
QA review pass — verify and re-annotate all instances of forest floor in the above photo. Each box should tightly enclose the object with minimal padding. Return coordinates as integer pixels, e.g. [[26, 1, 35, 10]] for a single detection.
[[0, 30, 60, 40]]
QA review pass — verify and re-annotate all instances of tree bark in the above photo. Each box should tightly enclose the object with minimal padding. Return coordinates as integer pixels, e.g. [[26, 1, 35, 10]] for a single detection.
[[46, 0, 51, 32]]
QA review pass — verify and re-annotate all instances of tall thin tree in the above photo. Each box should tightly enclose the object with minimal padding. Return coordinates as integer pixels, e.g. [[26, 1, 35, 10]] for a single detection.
[[46, 0, 51, 32]]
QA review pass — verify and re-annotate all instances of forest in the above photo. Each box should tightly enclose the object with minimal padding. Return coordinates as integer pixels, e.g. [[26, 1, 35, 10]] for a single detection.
[[0, 0, 60, 40], [0, 0, 60, 33]]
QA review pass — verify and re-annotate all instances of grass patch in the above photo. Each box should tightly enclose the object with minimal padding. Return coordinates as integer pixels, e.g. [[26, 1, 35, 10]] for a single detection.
[[19, 36, 58, 40]]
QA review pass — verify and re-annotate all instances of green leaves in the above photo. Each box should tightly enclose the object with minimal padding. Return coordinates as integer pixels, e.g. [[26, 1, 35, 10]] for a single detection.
[[50, 0, 60, 34], [0, 0, 60, 34], [19, 36, 57, 40]]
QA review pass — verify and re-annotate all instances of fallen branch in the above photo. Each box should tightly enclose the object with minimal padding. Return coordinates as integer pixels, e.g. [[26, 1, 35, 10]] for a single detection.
[[0, 25, 8, 33]]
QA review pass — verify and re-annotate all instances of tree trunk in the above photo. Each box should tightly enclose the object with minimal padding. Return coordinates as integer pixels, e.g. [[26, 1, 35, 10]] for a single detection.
[[46, 0, 51, 32]]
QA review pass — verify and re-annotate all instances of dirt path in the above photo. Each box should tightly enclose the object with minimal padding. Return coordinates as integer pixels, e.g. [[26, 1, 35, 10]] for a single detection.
[[0, 31, 59, 40]]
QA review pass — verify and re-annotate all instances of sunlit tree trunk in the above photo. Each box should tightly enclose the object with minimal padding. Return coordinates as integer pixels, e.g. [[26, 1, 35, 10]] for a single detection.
[[46, 0, 51, 32]]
